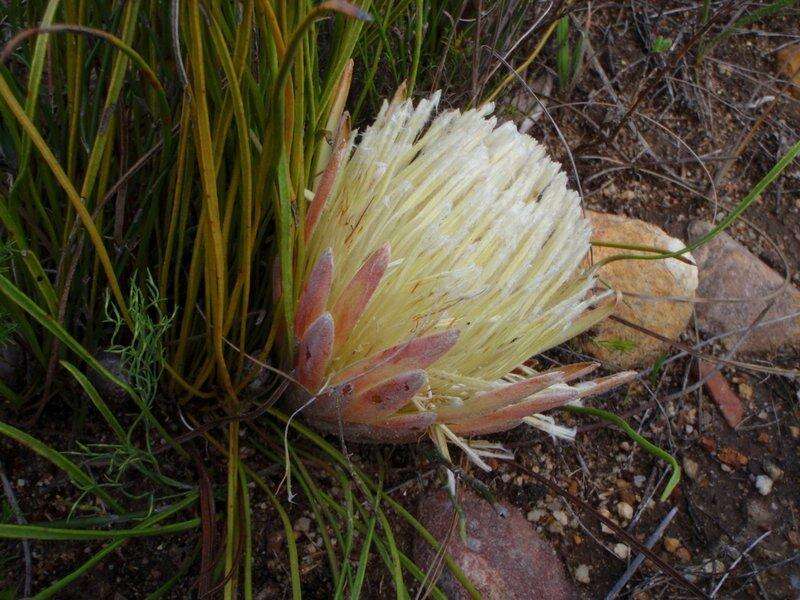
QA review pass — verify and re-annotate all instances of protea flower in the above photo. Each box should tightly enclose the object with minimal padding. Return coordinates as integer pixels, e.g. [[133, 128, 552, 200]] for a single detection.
[[289, 91, 634, 466]]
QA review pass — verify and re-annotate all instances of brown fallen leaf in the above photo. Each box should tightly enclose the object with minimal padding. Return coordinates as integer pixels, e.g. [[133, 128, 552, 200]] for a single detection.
[[699, 362, 744, 428]]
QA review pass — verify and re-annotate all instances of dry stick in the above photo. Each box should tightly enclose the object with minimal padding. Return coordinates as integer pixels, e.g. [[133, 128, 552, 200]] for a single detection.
[[415, 491, 459, 600], [477, 0, 555, 93], [605, 506, 678, 599], [192, 451, 216, 597], [483, 1, 570, 104], [153, 379, 290, 454], [712, 58, 800, 190], [580, 298, 778, 434], [709, 530, 772, 598], [598, 0, 736, 148], [0, 459, 32, 597], [608, 315, 798, 377], [582, 34, 677, 180], [507, 461, 709, 598], [32, 228, 88, 423], [429, 0, 468, 93], [471, 0, 483, 104], [98, 126, 179, 213], [170, 0, 189, 89]]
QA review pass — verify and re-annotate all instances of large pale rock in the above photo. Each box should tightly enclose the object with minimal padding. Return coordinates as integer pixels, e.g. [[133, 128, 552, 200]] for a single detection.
[[688, 220, 800, 354], [576, 211, 698, 368], [413, 487, 576, 600]]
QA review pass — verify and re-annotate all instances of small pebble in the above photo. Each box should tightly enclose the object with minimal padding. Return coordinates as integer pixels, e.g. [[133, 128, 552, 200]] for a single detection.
[[574, 564, 590, 584], [676, 547, 692, 563], [552, 510, 569, 526], [683, 457, 699, 481], [614, 543, 630, 559], [294, 517, 311, 533], [704, 559, 726, 575], [633, 475, 646, 488], [738, 383, 754, 401], [599, 508, 615, 534], [527, 508, 546, 522], [547, 520, 565, 535], [765, 462, 783, 481], [755, 475, 773, 496], [617, 501, 634, 521], [663, 537, 681, 553]]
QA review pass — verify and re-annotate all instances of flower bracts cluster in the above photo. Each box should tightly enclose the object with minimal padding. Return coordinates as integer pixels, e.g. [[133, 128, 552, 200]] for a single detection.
[[290, 92, 634, 453]]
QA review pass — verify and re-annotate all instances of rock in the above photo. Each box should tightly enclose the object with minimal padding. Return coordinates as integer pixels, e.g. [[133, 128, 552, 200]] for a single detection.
[[699, 436, 717, 453], [776, 44, 800, 98], [616, 501, 634, 521], [687, 220, 800, 354], [737, 382, 754, 401], [747, 499, 774, 529], [552, 510, 569, 526], [755, 475, 773, 496], [703, 559, 725, 575], [547, 520, 565, 536], [675, 547, 692, 563], [683, 457, 700, 481], [765, 462, 784, 481], [527, 508, 546, 522], [294, 516, 311, 533], [88, 351, 130, 403], [574, 564, 590, 584], [413, 487, 576, 600], [699, 362, 744, 428], [663, 537, 681, 553], [613, 543, 630, 559], [577, 211, 698, 368], [0, 342, 24, 390], [598, 507, 616, 534], [511, 73, 553, 133]]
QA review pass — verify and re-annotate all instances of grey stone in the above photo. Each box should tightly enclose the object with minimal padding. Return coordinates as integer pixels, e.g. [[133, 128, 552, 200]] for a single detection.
[[413, 487, 576, 600], [688, 220, 800, 354]]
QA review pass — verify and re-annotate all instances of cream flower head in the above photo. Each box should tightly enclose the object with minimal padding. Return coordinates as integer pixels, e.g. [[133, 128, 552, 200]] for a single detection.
[[289, 91, 633, 466]]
